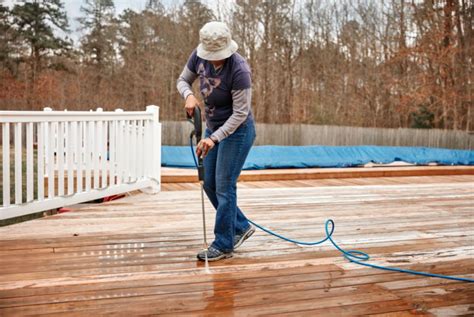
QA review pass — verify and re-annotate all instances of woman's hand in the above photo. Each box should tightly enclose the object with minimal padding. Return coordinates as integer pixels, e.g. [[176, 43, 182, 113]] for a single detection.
[[185, 94, 200, 117], [196, 138, 215, 158]]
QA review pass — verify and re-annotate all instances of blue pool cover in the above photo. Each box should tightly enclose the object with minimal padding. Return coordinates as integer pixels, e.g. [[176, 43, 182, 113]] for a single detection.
[[162, 145, 474, 170]]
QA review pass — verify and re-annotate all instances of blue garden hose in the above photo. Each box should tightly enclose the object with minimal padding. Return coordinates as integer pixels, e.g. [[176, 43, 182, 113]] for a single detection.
[[189, 138, 473, 283]]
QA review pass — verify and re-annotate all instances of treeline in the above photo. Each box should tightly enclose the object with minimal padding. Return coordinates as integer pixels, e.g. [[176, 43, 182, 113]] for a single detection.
[[0, 0, 472, 130]]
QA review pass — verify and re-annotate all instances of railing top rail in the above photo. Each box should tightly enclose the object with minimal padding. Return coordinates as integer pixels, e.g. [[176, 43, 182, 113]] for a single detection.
[[0, 110, 153, 123]]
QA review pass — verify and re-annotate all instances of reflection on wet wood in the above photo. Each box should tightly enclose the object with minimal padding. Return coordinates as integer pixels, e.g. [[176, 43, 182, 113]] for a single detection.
[[0, 175, 473, 316]]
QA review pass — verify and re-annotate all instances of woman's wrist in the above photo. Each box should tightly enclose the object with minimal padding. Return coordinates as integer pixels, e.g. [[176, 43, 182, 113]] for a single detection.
[[209, 135, 219, 144], [185, 93, 195, 101]]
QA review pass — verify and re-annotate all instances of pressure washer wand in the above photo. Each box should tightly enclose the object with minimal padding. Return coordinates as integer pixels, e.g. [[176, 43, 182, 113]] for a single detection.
[[187, 107, 208, 250]]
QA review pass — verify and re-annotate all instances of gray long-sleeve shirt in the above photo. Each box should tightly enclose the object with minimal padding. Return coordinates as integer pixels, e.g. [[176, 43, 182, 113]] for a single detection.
[[176, 51, 252, 143]]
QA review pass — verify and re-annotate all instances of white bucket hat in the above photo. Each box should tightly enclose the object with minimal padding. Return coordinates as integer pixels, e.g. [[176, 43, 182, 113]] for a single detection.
[[197, 21, 238, 61]]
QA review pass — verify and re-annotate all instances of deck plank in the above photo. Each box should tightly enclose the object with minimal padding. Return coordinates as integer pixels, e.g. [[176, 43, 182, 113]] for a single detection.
[[0, 174, 472, 316]]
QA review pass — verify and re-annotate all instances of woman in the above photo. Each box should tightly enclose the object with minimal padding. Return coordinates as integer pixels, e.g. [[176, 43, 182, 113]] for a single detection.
[[176, 21, 256, 261]]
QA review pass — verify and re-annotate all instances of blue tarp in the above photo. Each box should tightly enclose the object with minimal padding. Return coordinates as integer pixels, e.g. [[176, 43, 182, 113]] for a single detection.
[[162, 145, 474, 170]]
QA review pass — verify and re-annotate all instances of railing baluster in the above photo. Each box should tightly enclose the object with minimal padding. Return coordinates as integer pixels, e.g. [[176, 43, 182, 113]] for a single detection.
[[2, 123, 10, 207], [129, 120, 133, 182], [26, 122, 34, 202], [124, 120, 131, 182], [144, 120, 151, 181], [67, 122, 74, 195], [130, 120, 138, 181], [94, 120, 100, 188], [37, 122, 44, 201], [48, 122, 55, 198], [136, 120, 141, 179], [43, 108, 51, 169], [117, 119, 124, 185], [142, 120, 147, 179], [53, 120, 59, 176], [114, 109, 124, 186], [102, 121, 108, 188], [14, 122, 22, 204], [140, 120, 147, 178], [109, 120, 116, 186], [115, 120, 120, 185], [57, 122, 65, 196], [137, 120, 142, 179], [76, 121, 83, 192], [124, 120, 130, 183], [134, 120, 140, 179], [134, 120, 139, 180], [85, 121, 91, 191]]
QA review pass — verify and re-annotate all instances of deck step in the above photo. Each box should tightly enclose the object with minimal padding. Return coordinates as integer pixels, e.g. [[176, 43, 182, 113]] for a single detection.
[[161, 166, 474, 183]]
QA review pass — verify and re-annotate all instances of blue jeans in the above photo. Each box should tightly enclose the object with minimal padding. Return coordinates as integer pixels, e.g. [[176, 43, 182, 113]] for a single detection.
[[203, 117, 256, 252]]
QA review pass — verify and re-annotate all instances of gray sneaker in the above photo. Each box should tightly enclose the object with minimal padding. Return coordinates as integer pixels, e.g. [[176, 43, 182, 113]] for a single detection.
[[197, 246, 233, 262], [234, 224, 256, 250]]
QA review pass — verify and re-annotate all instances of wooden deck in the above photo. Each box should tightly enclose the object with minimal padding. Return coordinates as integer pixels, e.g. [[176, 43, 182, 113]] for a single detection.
[[0, 172, 473, 316]]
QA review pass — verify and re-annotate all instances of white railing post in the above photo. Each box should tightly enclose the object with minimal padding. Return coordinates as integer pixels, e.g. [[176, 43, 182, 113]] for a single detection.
[[26, 122, 34, 202], [2, 123, 10, 207], [76, 121, 83, 193], [114, 108, 124, 185], [37, 120, 45, 201], [95, 107, 107, 188], [14, 122, 22, 204], [143, 105, 161, 193], [43, 107, 52, 183]]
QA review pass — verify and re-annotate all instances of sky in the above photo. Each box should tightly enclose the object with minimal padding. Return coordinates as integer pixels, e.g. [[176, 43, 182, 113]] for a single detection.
[[4, 0, 157, 20], [3, 0, 183, 43]]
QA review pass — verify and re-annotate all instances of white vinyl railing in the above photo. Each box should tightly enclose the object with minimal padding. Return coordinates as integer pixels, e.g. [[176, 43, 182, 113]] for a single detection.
[[0, 106, 161, 221]]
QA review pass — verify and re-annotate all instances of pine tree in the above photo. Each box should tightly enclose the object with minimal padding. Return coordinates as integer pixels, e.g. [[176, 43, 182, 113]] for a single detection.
[[146, 0, 164, 14], [9, 0, 70, 99], [0, 4, 15, 74], [178, 0, 214, 53], [78, 0, 116, 69]]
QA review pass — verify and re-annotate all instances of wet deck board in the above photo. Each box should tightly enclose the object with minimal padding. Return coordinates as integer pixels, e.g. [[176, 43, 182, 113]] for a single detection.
[[0, 175, 473, 316]]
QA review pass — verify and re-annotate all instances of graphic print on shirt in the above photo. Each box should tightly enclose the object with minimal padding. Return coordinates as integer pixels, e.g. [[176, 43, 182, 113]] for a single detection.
[[198, 62, 221, 103], [197, 63, 222, 118]]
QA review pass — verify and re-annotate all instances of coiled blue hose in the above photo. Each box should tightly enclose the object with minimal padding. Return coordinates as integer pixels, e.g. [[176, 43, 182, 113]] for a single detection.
[[189, 138, 473, 283], [248, 218, 473, 282]]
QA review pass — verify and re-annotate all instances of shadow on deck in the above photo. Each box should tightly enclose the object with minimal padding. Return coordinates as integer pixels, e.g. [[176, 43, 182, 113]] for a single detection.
[[0, 170, 473, 316]]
